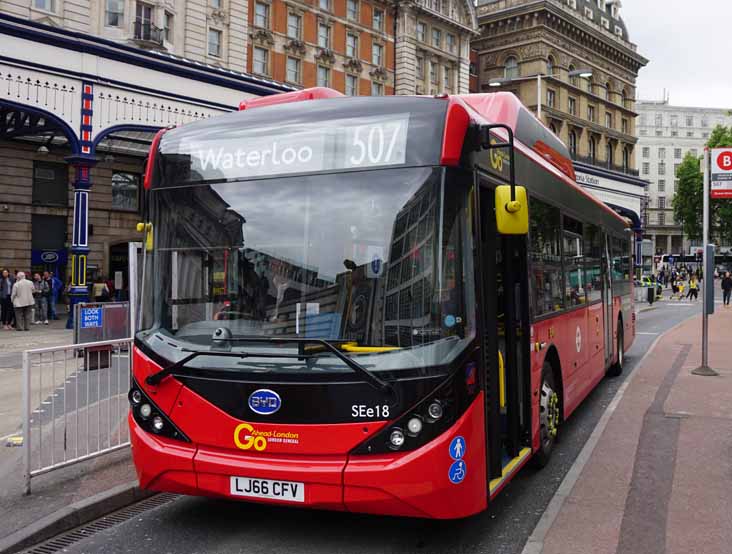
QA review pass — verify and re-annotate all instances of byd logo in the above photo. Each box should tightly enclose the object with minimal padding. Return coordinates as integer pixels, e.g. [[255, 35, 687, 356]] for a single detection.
[[248, 389, 281, 415]]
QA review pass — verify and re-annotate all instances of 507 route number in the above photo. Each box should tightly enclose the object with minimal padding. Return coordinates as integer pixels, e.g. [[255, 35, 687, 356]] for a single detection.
[[351, 404, 390, 418]]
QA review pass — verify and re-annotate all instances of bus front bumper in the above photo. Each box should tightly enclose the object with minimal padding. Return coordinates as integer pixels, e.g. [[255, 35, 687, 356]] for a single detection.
[[129, 396, 487, 519]]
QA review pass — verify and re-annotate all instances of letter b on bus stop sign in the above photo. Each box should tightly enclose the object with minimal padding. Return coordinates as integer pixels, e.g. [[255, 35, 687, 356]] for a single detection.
[[711, 148, 732, 199]]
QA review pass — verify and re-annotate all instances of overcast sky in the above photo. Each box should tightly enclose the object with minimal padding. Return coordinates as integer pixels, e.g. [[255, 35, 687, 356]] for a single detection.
[[622, 0, 732, 109]]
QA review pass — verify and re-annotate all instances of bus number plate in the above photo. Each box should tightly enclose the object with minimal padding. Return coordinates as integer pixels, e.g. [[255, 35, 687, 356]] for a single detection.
[[230, 476, 305, 503]]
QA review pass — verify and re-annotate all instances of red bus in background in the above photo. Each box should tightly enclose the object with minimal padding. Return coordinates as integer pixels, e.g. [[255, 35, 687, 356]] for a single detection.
[[129, 88, 634, 519]]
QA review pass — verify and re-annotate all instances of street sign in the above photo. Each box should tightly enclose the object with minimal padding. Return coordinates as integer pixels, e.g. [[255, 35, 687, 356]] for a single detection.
[[79, 307, 103, 329], [711, 148, 732, 199]]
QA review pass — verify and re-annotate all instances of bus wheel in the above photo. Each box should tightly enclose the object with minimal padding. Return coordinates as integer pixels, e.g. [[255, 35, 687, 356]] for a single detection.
[[607, 324, 624, 377], [534, 363, 560, 468]]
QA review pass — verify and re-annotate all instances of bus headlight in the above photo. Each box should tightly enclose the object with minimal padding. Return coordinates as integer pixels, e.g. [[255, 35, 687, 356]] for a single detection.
[[406, 416, 423, 436], [427, 401, 444, 422], [152, 416, 164, 432], [140, 403, 152, 419], [131, 390, 142, 405], [389, 428, 405, 449]]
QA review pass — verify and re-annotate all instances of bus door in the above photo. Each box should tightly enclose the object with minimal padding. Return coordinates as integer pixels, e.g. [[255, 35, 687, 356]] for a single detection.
[[476, 180, 532, 483], [603, 235, 614, 366]]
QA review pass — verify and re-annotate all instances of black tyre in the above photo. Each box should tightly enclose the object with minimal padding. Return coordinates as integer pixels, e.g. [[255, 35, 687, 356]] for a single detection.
[[607, 321, 624, 377], [534, 362, 560, 468]]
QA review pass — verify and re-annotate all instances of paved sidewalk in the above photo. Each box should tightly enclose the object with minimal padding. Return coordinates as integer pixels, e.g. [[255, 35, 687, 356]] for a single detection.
[[532, 303, 732, 554]]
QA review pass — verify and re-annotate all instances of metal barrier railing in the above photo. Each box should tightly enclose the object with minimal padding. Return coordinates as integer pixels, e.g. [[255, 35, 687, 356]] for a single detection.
[[22, 338, 133, 494]]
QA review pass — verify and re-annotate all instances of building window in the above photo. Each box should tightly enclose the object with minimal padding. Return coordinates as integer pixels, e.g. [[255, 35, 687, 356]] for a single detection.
[[253, 47, 269, 74], [670, 130, 677, 137], [547, 56, 554, 75], [588, 105, 595, 122], [416, 21, 426, 42], [655, 113, 663, 127], [656, 130, 663, 137], [432, 28, 441, 48], [589, 137, 596, 163], [658, 213, 665, 226], [685, 115, 693, 126], [504, 56, 518, 79], [33, 162, 67, 206], [604, 82, 610, 100], [373, 8, 384, 31], [686, 131, 694, 137], [208, 29, 222, 57], [550, 123, 558, 134], [105, 0, 124, 26], [690, 148, 698, 157], [568, 96, 577, 115], [606, 143, 614, 166], [674, 148, 682, 158], [346, 74, 358, 96], [372, 43, 383, 66], [34, 0, 55, 12], [135, 2, 153, 39], [287, 13, 301, 38], [211, 0, 221, 7], [623, 147, 630, 171], [446, 33, 456, 54], [658, 147, 666, 158], [674, 163, 680, 174], [163, 11, 173, 42], [584, 7, 593, 18], [416, 55, 425, 80], [640, 130, 647, 136], [317, 65, 330, 87], [430, 61, 438, 84], [347, 0, 358, 20], [319, 0, 329, 11], [443, 65, 451, 92], [642, 147, 650, 158], [585, 78, 593, 93], [642, 162, 650, 175], [346, 33, 358, 57], [621, 118, 628, 134], [670, 115, 678, 127], [605, 112, 612, 128], [658, 162, 666, 175], [254, 2, 269, 27], [569, 131, 577, 157], [701, 117, 709, 128], [614, 26, 623, 37], [601, 16, 609, 29], [371, 82, 384, 96], [318, 22, 330, 48], [547, 89, 556, 108], [111, 172, 140, 211], [702, 132, 709, 139], [658, 180, 665, 192], [286, 56, 300, 83], [569, 64, 577, 86]]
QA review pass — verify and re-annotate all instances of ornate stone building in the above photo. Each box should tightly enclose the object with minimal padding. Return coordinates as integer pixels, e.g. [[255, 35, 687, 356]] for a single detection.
[[473, 0, 648, 237], [245, 0, 478, 96]]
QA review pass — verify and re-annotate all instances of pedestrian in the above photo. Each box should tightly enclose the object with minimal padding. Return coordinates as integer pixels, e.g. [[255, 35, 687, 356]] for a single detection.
[[92, 276, 110, 302], [686, 275, 699, 301], [32, 272, 49, 325], [46, 271, 63, 320], [722, 272, 732, 308], [10, 272, 34, 331], [0, 269, 14, 329]]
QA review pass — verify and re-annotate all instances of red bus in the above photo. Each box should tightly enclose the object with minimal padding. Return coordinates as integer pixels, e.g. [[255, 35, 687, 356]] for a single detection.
[[129, 88, 634, 519]]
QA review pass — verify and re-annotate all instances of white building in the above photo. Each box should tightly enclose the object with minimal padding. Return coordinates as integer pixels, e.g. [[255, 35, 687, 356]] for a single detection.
[[636, 99, 732, 255]]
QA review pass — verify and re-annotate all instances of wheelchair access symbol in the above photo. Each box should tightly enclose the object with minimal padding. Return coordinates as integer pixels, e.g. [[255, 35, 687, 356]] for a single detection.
[[449, 460, 466, 484]]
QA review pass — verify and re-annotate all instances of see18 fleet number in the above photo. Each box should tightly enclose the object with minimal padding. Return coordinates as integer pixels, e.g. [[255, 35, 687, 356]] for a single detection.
[[352, 404, 390, 418]]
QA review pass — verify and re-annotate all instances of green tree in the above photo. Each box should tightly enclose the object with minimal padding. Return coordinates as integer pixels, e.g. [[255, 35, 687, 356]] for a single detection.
[[671, 124, 732, 243]]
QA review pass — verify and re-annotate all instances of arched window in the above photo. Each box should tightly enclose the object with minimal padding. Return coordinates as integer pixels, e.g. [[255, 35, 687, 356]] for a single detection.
[[623, 146, 630, 171], [605, 82, 611, 101], [589, 137, 596, 163], [606, 142, 614, 168], [569, 64, 577, 86], [547, 56, 555, 76], [504, 56, 519, 79], [569, 130, 577, 157]]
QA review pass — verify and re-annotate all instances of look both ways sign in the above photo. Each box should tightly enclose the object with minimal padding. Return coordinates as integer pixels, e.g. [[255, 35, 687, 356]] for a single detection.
[[711, 148, 732, 199]]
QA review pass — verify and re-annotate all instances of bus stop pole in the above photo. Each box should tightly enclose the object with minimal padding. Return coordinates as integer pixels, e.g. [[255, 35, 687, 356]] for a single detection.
[[693, 148, 718, 376]]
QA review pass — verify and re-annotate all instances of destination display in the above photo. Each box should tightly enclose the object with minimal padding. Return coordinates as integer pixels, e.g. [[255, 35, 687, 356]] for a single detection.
[[177, 113, 410, 181]]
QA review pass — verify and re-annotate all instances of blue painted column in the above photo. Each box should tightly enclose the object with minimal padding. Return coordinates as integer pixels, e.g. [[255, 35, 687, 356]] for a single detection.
[[65, 160, 96, 329]]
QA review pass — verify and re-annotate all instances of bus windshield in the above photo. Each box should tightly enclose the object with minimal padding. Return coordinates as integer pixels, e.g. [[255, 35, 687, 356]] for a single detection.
[[138, 166, 476, 374]]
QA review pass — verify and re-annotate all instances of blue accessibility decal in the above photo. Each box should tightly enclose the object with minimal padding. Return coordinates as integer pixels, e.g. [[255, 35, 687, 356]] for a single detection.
[[449, 435, 466, 460], [448, 459, 467, 484]]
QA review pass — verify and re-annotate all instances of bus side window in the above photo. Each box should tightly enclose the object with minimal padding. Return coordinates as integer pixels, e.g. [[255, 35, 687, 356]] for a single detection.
[[529, 198, 563, 316], [584, 224, 603, 302], [562, 216, 585, 307]]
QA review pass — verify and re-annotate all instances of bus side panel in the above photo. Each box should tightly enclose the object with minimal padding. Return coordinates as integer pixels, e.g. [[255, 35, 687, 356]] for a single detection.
[[343, 393, 487, 519]]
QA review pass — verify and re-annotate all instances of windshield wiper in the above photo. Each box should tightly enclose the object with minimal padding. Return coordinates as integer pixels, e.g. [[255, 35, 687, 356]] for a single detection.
[[145, 336, 394, 395]]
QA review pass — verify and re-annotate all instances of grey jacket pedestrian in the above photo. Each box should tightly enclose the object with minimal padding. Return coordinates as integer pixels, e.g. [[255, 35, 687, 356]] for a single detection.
[[11, 277, 35, 308]]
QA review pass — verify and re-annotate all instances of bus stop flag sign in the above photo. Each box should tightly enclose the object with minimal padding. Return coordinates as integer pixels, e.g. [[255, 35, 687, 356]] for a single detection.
[[711, 148, 732, 199]]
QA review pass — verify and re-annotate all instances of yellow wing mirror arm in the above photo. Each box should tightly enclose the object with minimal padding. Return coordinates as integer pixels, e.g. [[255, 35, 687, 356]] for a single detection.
[[136, 222, 154, 251]]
